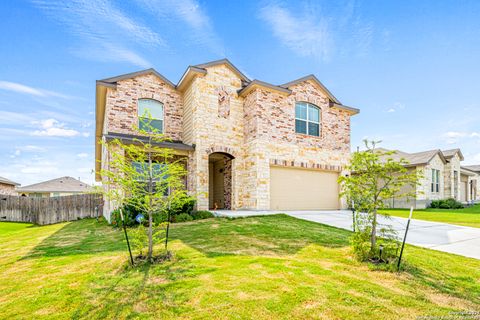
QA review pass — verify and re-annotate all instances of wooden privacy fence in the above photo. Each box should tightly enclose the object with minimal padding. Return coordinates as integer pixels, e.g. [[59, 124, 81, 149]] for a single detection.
[[0, 194, 103, 225]]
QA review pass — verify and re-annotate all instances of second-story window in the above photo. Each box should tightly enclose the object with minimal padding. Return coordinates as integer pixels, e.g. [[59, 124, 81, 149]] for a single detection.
[[138, 99, 164, 133], [295, 102, 320, 137]]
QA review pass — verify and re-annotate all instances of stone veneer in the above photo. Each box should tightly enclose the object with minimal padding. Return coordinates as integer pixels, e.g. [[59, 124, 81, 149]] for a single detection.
[[102, 63, 354, 212], [0, 183, 17, 195], [443, 153, 461, 200]]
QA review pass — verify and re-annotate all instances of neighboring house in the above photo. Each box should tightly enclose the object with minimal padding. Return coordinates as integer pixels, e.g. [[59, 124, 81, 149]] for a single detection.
[[0, 176, 20, 195], [95, 59, 359, 219], [379, 148, 479, 208], [17, 176, 91, 197], [461, 165, 480, 203]]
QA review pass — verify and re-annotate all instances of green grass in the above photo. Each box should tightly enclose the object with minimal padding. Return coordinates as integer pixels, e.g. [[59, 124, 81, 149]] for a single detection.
[[380, 204, 480, 228], [0, 216, 479, 319]]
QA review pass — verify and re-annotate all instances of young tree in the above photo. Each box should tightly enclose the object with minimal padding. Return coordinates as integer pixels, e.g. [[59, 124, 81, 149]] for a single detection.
[[339, 140, 419, 258], [100, 116, 187, 261]]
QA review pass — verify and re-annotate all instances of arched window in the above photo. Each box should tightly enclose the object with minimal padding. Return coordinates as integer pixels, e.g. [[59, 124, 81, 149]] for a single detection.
[[295, 102, 320, 136], [138, 99, 164, 133]]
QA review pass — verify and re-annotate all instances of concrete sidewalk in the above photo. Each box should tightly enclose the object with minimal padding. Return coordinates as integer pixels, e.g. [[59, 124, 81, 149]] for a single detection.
[[213, 210, 480, 260]]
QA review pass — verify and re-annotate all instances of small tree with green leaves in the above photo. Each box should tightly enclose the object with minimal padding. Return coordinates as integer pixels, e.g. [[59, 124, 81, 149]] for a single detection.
[[100, 115, 187, 262], [339, 140, 420, 262]]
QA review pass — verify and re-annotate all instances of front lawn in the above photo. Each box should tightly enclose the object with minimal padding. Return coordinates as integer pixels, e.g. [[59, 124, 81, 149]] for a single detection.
[[0, 216, 479, 319], [380, 204, 480, 228]]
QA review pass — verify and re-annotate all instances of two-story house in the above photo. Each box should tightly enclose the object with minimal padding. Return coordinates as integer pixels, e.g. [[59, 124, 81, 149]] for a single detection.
[[95, 59, 359, 220]]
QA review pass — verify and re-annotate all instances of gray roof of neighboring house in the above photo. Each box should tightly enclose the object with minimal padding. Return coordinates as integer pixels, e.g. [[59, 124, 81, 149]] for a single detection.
[[376, 148, 446, 167], [463, 165, 480, 173], [17, 176, 91, 193], [441, 148, 464, 161], [0, 176, 20, 186]]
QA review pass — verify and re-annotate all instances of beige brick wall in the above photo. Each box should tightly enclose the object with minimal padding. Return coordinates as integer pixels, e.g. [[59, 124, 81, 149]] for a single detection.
[[0, 183, 17, 195], [105, 74, 183, 141]]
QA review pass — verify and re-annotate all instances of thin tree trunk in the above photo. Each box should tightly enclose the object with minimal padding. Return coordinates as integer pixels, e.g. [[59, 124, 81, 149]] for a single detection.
[[147, 137, 154, 260], [371, 208, 377, 250]]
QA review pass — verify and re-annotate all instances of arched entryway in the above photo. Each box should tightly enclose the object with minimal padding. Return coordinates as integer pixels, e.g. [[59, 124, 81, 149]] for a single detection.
[[208, 152, 234, 210]]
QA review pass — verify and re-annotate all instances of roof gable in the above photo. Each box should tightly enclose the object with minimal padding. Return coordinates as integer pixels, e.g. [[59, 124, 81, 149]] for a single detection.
[[98, 68, 176, 88], [442, 148, 464, 161], [193, 58, 250, 82], [377, 148, 446, 167], [281, 74, 341, 104], [237, 79, 292, 97], [18, 176, 91, 193]]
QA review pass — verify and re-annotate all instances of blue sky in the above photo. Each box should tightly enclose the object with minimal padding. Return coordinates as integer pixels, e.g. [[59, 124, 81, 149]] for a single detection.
[[1, 0, 479, 186]]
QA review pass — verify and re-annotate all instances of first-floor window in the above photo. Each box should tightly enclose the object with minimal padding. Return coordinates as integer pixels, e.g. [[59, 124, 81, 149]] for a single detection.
[[132, 161, 169, 195], [431, 169, 440, 193]]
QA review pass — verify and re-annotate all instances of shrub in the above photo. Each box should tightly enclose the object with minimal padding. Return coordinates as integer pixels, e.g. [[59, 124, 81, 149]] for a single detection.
[[173, 213, 193, 223], [351, 212, 399, 265], [111, 207, 136, 227], [110, 199, 147, 227], [129, 223, 167, 257], [191, 210, 214, 220], [429, 198, 464, 209], [168, 194, 196, 216]]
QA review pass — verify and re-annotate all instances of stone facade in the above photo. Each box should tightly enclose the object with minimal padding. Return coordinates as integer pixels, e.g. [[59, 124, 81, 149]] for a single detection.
[[0, 182, 17, 195], [417, 154, 445, 202], [444, 153, 462, 200], [98, 60, 357, 214]]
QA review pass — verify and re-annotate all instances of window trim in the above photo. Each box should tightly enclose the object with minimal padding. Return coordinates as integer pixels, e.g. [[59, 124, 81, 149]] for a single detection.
[[295, 101, 321, 137], [137, 98, 164, 133]]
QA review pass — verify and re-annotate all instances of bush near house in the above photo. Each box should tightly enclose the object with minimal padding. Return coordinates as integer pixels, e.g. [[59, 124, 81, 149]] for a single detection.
[[111, 196, 213, 227], [429, 198, 464, 209]]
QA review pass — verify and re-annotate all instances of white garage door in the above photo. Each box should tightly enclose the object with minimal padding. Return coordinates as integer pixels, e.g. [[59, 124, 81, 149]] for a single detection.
[[270, 166, 340, 210]]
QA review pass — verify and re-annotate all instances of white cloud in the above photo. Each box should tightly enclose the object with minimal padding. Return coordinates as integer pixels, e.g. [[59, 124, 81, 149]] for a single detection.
[[31, 119, 80, 137], [258, 2, 375, 61], [0, 111, 33, 124], [77, 153, 89, 159], [441, 131, 480, 145], [259, 4, 332, 60], [136, 0, 223, 54], [17, 145, 47, 152], [77, 167, 93, 173], [21, 165, 60, 174], [0, 81, 71, 99], [32, 0, 164, 67], [12, 145, 47, 157], [386, 102, 405, 113]]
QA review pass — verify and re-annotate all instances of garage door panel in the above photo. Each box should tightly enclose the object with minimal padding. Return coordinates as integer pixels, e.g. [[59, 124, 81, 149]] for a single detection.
[[270, 167, 339, 210]]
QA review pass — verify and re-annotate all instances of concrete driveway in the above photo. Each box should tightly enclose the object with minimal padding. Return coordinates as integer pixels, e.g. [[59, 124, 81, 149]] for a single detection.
[[213, 210, 480, 260]]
